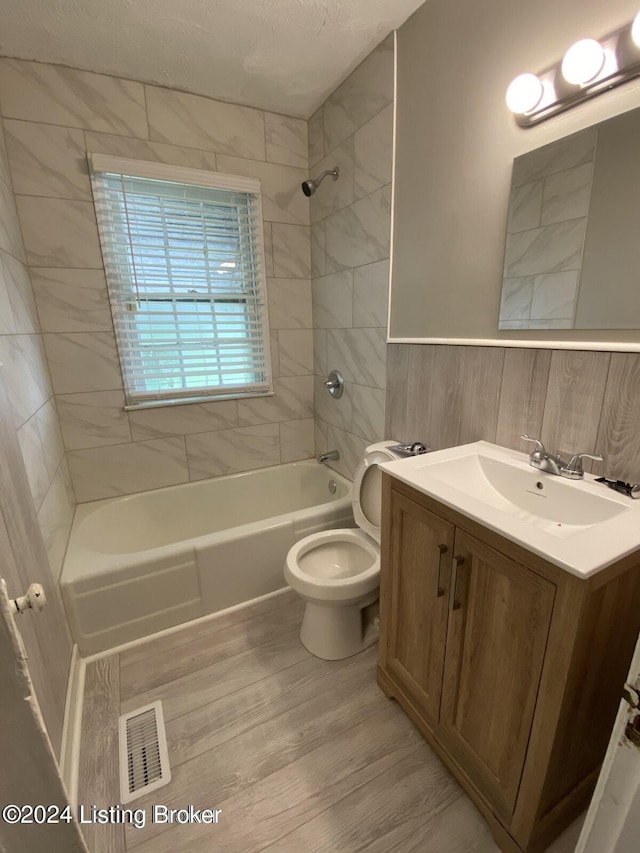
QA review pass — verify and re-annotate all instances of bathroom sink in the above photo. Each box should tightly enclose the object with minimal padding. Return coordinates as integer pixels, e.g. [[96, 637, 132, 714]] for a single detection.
[[380, 441, 640, 577]]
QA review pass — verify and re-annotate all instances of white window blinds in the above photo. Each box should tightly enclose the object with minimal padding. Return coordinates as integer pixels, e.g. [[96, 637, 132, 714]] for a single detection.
[[89, 154, 272, 408]]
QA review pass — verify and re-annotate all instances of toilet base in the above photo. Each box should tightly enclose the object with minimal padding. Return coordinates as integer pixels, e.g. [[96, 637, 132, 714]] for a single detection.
[[299, 593, 379, 660]]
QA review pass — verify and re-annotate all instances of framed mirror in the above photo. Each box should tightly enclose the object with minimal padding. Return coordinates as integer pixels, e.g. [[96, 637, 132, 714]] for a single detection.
[[499, 107, 640, 332]]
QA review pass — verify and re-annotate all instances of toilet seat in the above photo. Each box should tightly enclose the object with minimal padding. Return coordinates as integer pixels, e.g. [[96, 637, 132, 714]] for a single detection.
[[284, 528, 379, 603]]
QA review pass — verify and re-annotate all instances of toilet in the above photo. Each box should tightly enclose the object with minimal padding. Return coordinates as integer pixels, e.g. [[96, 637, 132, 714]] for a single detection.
[[284, 440, 401, 660]]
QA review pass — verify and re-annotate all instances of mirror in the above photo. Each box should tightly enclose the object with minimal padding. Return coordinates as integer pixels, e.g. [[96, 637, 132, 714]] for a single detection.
[[499, 107, 640, 331]]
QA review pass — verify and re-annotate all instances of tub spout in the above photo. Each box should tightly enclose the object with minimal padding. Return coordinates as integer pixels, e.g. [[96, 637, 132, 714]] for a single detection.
[[318, 450, 340, 465]]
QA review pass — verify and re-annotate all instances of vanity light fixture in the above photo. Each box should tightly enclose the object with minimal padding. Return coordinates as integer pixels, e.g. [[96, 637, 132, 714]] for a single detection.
[[507, 13, 640, 126]]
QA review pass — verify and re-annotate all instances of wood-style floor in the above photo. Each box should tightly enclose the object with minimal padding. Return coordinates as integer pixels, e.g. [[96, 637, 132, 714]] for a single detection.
[[78, 590, 583, 853]]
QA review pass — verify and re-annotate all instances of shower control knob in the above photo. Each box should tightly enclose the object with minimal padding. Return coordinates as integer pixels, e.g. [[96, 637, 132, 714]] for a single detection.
[[11, 583, 47, 614]]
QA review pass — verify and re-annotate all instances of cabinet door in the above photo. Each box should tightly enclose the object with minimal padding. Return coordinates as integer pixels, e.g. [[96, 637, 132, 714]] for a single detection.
[[440, 529, 555, 820], [383, 490, 454, 728]]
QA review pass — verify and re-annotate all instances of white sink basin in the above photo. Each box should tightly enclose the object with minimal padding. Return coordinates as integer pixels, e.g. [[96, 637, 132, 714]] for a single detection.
[[380, 441, 640, 577]]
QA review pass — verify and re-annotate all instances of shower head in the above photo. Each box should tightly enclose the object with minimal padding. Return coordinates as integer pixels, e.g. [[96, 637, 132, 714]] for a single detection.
[[301, 166, 340, 197]]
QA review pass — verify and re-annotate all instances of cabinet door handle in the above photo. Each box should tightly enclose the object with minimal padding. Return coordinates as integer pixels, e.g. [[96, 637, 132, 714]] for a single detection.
[[449, 556, 465, 611], [435, 544, 447, 598]]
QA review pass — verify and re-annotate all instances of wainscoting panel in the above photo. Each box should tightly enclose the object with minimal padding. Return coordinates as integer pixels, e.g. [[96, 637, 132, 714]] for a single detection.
[[386, 344, 640, 483]]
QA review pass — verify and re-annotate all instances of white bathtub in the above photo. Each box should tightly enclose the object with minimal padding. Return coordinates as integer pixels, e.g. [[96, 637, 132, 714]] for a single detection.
[[61, 461, 353, 654]]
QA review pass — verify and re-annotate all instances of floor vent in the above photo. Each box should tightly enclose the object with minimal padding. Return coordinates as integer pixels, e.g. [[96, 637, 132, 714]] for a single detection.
[[119, 701, 171, 803]]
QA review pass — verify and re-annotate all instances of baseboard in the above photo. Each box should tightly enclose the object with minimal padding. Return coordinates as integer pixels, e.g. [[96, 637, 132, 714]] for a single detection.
[[59, 644, 85, 810]]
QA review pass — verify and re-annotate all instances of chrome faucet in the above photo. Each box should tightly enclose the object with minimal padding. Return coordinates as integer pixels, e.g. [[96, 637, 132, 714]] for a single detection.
[[318, 449, 340, 465], [520, 435, 602, 480]]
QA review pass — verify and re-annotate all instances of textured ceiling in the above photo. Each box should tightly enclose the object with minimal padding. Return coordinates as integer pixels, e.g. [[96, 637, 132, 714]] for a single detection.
[[0, 0, 425, 118]]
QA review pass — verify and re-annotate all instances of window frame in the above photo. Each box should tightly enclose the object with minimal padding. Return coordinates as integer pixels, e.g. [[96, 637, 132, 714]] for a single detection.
[[88, 153, 273, 410]]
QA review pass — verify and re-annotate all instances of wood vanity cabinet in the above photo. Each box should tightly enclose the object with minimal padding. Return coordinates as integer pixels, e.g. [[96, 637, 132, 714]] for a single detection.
[[377, 474, 640, 853]]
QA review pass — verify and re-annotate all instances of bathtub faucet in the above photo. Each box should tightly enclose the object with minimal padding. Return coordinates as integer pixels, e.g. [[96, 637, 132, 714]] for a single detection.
[[318, 449, 340, 465]]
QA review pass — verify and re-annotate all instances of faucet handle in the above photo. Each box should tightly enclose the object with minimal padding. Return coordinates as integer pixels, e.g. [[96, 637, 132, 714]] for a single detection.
[[565, 452, 603, 477], [520, 435, 546, 457]]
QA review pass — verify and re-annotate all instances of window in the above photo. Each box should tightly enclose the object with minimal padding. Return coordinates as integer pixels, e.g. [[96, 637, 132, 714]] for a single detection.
[[89, 154, 272, 408]]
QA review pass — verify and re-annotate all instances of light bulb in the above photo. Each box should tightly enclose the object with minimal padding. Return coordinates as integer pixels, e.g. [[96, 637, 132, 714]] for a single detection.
[[506, 73, 544, 114], [632, 12, 640, 47], [561, 38, 605, 85]]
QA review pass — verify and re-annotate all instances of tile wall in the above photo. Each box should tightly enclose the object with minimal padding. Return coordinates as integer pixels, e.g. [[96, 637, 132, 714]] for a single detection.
[[0, 59, 314, 502], [0, 113, 73, 752], [308, 35, 394, 478], [0, 115, 75, 579], [387, 344, 640, 483], [500, 128, 595, 330]]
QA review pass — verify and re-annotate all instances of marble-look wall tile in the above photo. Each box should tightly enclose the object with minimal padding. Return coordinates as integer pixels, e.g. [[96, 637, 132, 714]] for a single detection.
[[540, 163, 593, 226], [263, 222, 274, 277], [16, 197, 102, 268], [186, 424, 280, 480], [237, 375, 313, 426], [315, 418, 328, 457], [272, 223, 311, 278], [267, 278, 312, 329], [56, 390, 131, 450], [128, 399, 238, 441], [4, 120, 91, 200], [31, 268, 112, 332], [499, 276, 535, 323], [352, 259, 389, 328], [310, 221, 326, 278], [326, 424, 368, 480], [270, 329, 280, 379], [278, 329, 313, 376], [0, 59, 148, 138], [84, 131, 218, 171], [216, 155, 309, 226], [312, 269, 353, 328], [308, 108, 324, 168], [309, 137, 354, 225], [351, 384, 385, 441], [507, 181, 543, 233], [326, 328, 386, 390], [530, 271, 579, 321], [0, 178, 26, 261], [35, 398, 65, 481], [0, 335, 52, 426], [0, 119, 10, 186], [511, 127, 595, 187], [37, 460, 75, 579], [1, 251, 39, 333], [17, 413, 50, 508], [325, 184, 391, 272], [314, 374, 352, 431], [265, 113, 308, 169], [280, 418, 314, 462], [146, 85, 265, 160], [0, 251, 15, 334], [43, 332, 122, 394], [323, 34, 394, 154], [68, 437, 189, 502], [353, 104, 393, 200], [503, 218, 586, 278], [313, 328, 327, 377]]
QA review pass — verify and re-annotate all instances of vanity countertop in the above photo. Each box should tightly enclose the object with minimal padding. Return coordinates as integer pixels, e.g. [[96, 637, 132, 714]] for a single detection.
[[380, 441, 640, 578]]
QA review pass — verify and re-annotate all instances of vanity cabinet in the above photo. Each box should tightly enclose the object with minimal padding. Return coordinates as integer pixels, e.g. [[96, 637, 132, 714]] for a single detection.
[[378, 474, 640, 853]]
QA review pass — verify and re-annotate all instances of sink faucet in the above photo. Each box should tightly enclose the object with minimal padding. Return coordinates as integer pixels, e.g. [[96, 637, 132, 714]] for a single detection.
[[520, 435, 602, 480], [318, 449, 340, 465]]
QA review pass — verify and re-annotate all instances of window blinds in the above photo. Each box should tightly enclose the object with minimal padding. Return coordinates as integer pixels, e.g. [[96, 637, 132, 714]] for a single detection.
[[89, 155, 272, 407]]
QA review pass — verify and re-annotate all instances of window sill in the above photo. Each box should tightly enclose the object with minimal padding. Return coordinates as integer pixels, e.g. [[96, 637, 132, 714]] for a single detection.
[[123, 390, 275, 411]]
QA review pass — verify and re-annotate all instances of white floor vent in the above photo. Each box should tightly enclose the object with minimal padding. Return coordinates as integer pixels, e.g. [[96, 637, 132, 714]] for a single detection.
[[119, 701, 171, 803]]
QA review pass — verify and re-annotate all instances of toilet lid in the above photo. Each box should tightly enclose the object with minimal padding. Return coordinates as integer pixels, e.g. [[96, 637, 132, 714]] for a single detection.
[[352, 447, 399, 543]]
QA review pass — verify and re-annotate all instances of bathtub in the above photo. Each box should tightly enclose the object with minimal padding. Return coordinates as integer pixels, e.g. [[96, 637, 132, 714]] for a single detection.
[[61, 461, 353, 654]]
